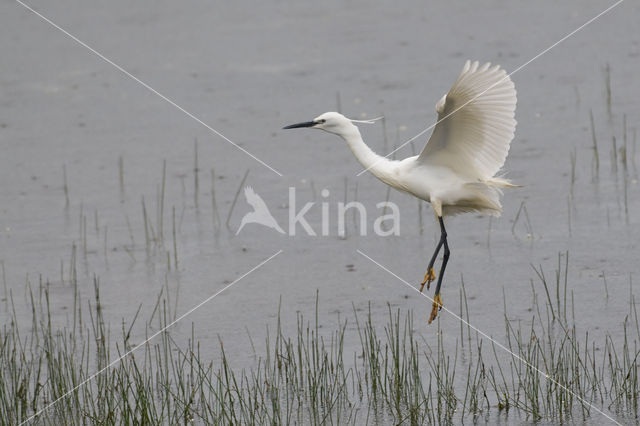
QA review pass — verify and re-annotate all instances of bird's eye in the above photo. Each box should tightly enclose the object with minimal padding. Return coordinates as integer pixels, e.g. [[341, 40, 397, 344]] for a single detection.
[[319, 119, 326, 124]]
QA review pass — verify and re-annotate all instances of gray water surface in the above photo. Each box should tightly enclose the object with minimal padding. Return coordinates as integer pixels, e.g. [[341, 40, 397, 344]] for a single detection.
[[1, 0, 639, 423]]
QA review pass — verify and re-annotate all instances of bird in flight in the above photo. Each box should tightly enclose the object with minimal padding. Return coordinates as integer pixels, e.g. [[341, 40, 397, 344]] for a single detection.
[[236, 186, 285, 235], [284, 60, 518, 323]]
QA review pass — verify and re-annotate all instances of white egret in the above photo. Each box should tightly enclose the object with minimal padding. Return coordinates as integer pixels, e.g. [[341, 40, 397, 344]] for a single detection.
[[284, 60, 517, 323]]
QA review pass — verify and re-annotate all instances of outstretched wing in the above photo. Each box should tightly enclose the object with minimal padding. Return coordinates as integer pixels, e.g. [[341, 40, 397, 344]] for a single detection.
[[244, 186, 270, 213], [418, 60, 517, 179]]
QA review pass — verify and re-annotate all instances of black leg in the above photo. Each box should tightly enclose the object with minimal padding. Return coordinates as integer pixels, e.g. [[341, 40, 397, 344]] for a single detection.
[[420, 237, 445, 292], [420, 216, 446, 291], [429, 216, 450, 324], [432, 216, 449, 297]]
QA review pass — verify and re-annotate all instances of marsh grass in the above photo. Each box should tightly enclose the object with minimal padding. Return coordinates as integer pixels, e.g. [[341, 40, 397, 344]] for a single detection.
[[5, 69, 638, 424], [210, 169, 221, 236], [1, 253, 638, 425], [225, 169, 249, 232], [590, 109, 600, 179], [194, 140, 199, 210]]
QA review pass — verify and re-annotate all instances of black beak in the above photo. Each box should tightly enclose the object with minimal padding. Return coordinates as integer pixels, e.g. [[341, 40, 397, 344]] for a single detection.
[[283, 121, 316, 129]]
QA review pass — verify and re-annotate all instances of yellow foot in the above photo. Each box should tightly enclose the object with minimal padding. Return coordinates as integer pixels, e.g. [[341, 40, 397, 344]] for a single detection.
[[419, 268, 436, 293], [428, 294, 443, 324]]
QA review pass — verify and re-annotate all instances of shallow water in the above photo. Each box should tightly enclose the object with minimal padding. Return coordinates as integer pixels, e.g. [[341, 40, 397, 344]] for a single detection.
[[1, 0, 639, 423]]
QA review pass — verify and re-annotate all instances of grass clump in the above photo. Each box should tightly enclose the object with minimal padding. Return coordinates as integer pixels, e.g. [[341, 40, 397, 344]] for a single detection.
[[1, 257, 638, 424]]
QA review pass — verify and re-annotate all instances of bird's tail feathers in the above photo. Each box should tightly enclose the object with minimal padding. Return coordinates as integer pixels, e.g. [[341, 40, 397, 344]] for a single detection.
[[485, 175, 521, 188], [443, 182, 503, 217]]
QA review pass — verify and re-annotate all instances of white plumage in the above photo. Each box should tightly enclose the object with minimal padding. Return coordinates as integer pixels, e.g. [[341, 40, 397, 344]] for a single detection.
[[284, 60, 518, 323], [420, 60, 517, 180]]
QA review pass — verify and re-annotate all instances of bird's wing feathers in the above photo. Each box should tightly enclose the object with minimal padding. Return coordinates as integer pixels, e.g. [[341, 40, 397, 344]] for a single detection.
[[418, 60, 517, 179], [244, 186, 270, 212]]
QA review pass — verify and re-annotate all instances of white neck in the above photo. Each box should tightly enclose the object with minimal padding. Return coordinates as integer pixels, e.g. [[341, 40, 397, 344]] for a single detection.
[[340, 124, 394, 182]]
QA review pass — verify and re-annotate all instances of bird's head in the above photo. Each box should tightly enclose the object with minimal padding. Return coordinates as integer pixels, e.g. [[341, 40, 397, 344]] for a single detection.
[[283, 112, 356, 136]]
